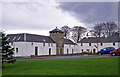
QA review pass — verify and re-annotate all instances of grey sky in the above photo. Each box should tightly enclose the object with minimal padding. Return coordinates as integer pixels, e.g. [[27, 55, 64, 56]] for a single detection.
[[58, 2, 118, 28], [1, 0, 118, 35]]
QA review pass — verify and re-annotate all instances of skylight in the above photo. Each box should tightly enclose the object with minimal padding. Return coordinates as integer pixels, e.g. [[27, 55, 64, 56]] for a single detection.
[[43, 39, 46, 42], [6, 37, 10, 41], [17, 37, 21, 40], [12, 37, 16, 41]]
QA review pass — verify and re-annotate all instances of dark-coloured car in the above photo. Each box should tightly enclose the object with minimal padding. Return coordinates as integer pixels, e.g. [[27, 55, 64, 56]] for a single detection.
[[97, 47, 115, 55], [110, 48, 120, 56]]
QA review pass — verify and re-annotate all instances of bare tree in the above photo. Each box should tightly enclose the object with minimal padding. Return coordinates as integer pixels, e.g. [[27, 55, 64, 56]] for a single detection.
[[60, 26, 71, 38], [71, 26, 87, 42], [90, 21, 118, 37], [90, 23, 103, 37], [102, 22, 118, 37]]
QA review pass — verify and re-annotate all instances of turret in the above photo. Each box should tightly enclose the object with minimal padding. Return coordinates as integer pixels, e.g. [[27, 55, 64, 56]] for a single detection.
[[49, 27, 64, 55]]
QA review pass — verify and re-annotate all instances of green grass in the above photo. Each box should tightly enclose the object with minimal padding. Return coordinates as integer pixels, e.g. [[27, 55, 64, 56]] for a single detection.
[[2, 57, 119, 75]]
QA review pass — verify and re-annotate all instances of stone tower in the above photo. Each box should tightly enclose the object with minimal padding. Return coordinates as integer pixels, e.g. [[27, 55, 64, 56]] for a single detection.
[[49, 27, 64, 55]]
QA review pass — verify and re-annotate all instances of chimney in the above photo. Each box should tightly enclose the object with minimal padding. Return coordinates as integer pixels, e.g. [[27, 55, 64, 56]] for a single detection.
[[86, 32, 88, 39], [24, 33, 26, 41]]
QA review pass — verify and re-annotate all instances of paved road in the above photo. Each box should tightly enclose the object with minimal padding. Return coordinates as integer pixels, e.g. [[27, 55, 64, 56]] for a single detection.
[[16, 55, 119, 61]]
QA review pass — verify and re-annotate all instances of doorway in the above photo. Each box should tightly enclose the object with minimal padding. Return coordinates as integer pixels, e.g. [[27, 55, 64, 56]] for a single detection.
[[35, 47, 38, 55], [60, 48, 62, 55], [93, 49, 96, 53], [49, 48, 51, 55]]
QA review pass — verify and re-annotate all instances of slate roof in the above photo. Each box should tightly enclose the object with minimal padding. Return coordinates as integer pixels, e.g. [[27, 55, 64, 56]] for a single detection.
[[49, 27, 64, 33], [78, 33, 120, 43], [64, 39, 77, 45], [7, 33, 77, 45], [7, 33, 55, 43]]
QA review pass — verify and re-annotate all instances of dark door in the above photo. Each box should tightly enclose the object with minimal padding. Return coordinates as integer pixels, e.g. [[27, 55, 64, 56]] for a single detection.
[[93, 49, 96, 53], [60, 48, 62, 55], [49, 48, 51, 55], [67, 49, 69, 54], [35, 47, 38, 55]]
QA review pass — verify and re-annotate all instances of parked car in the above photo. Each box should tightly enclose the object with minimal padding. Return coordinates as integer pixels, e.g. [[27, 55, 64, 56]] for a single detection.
[[97, 47, 115, 55], [110, 48, 120, 56]]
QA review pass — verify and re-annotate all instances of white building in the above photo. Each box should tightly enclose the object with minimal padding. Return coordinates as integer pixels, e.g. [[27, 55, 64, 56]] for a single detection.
[[7, 28, 78, 57], [77, 33, 120, 53], [7, 27, 120, 57]]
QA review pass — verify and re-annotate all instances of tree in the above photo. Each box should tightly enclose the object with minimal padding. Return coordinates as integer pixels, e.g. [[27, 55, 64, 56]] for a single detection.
[[60, 26, 71, 38], [90, 21, 118, 37], [2, 32, 16, 67], [102, 22, 118, 37], [71, 26, 87, 42], [90, 23, 103, 37]]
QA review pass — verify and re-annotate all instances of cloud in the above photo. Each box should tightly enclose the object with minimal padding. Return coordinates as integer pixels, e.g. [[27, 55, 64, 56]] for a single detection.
[[58, 2, 118, 29], [2, 1, 85, 35]]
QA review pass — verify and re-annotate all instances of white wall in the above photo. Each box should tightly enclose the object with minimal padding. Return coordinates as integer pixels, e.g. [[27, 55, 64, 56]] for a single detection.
[[77, 42, 119, 53], [64, 44, 78, 54], [11, 41, 119, 56], [11, 42, 56, 57]]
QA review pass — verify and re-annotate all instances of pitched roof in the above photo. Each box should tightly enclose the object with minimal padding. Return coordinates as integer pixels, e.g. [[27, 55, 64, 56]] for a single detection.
[[64, 39, 77, 45], [78, 33, 120, 43], [49, 27, 64, 33], [7, 33, 55, 43], [7, 33, 77, 45]]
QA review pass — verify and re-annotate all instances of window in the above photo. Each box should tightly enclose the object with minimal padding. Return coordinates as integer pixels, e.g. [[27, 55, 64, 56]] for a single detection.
[[11, 42, 13, 45], [74, 45, 75, 47], [82, 49, 83, 52], [89, 43, 91, 46], [43, 42, 45, 46], [16, 48, 18, 53], [31, 43, 33, 45], [48, 43, 50, 47], [81, 43, 83, 46], [113, 43, 115, 46], [72, 49, 74, 54], [69, 45, 71, 47], [101, 43, 103, 46], [106, 48, 110, 50], [51, 43, 53, 47]]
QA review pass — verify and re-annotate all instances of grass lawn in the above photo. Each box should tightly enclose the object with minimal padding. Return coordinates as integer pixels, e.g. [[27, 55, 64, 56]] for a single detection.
[[2, 57, 119, 75]]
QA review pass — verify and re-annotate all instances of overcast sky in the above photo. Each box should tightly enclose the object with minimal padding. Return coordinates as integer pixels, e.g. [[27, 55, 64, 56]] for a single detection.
[[1, 0, 118, 36]]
